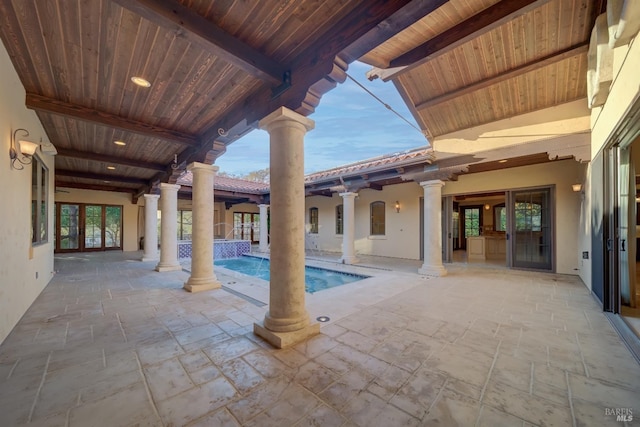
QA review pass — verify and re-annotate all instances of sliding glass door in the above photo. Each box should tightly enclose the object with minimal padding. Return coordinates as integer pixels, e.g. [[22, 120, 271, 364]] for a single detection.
[[509, 188, 553, 270]]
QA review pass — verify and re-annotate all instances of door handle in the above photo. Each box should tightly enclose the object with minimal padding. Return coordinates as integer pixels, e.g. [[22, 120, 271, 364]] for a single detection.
[[607, 239, 613, 251], [621, 239, 626, 252]]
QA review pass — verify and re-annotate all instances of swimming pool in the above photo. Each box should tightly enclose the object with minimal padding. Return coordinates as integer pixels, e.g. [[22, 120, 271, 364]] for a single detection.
[[214, 255, 369, 293]]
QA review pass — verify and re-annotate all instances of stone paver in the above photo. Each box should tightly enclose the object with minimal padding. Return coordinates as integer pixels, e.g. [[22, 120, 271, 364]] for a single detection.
[[0, 251, 638, 426]]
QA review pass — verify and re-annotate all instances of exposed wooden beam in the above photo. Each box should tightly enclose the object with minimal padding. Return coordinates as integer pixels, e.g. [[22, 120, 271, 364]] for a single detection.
[[415, 42, 589, 111], [55, 169, 148, 185], [26, 93, 199, 147], [341, 0, 450, 64], [55, 180, 136, 194], [56, 147, 167, 172], [112, 0, 287, 85], [377, 0, 551, 81], [169, 0, 413, 176]]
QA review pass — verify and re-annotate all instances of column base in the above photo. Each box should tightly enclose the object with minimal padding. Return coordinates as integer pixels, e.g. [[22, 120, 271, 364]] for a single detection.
[[183, 276, 221, 293], [418, 264, 448, 277], [253, 321, 320, 349], [340, 255, 359, 265], [258, 245, 269, 253], [155, 263, 182, 272], [142, 255, 159, 262]]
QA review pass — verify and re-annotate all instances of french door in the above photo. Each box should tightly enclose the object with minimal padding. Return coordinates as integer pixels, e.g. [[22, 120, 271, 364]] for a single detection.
[[233, 212, 260, 242], [55, 203, 123, 252]]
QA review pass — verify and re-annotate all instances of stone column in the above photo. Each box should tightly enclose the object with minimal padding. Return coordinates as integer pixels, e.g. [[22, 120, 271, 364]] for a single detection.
[[141, 194, 160, 262], [184, 162, 221, 292], [339, 192, 358, 264], [419, 180, 447, 277], [253, 107, 319, 348], [156, 183, 182, 272], [258, 204, 269, 252]]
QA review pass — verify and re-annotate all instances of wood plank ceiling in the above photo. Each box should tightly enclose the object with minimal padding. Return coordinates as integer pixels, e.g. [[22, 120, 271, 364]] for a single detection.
[[364, 0, 605, 139], [0, 0, 446, 199], [0, 1, 603, 199]]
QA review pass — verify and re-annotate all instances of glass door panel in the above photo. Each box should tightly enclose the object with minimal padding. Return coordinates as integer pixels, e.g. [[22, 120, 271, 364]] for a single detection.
[[84, 205, 103, 250], [59, 204, 80, 251], [511, 188, 553, 270], [105, 206, 122, 248]]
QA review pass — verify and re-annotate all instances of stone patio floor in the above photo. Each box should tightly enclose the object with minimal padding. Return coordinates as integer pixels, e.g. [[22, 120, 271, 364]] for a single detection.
[[0, 251, 639, 426]]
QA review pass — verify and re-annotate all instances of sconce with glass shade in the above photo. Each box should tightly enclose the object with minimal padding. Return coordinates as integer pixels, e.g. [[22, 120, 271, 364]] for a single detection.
[[484, 203, 491, 210], [10, 128, 38, 170], [572, 183, 583, 192], [395, 201, 400, 213]]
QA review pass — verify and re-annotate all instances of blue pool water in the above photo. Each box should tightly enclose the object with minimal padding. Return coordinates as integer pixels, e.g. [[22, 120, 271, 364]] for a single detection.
[[214, 256, 369, 293]]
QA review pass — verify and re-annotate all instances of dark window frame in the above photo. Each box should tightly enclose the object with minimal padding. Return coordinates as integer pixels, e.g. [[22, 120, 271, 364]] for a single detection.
[[370, 201, 386, 236]]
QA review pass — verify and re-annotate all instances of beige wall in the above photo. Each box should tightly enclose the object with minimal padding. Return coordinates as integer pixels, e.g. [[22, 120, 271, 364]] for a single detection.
[[433, 100, 591, 158], [443, 160, 586, 275], [306, 182, 424, 260], [590, 38, 639, 156], [218, 203, 260, 240], [0, 41, 56, 344], [55, 188, 140, 251]]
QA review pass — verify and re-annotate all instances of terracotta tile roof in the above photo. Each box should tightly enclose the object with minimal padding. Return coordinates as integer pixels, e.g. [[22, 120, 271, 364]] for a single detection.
[[177, 172, 269, 194], [178, 147, 433, 194], [304, 146, 433, 183]]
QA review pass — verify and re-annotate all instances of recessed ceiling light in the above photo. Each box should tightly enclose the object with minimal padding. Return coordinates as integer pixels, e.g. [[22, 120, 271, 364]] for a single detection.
[[131, 76, 151, 88], [498, 159, 508, 163], [107, 166, 116, 170], [114, 140, 126, 146]]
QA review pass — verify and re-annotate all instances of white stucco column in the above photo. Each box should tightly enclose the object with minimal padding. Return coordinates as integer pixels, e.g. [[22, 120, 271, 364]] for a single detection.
[[253, 107, 320, 348], [419, 180, 447, 277], [258, 204, 269, 252], [184, 162, 221, 292], [141, 194, 160, 262], [156, 183, 182, 272], [339, 192, 358, 264]]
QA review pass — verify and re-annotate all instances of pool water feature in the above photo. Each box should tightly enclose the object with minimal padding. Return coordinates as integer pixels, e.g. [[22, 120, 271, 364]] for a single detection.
[[214, 255, 369, 293]]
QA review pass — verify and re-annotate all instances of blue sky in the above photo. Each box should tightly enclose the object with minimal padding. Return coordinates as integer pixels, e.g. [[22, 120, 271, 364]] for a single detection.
[[214, 61, 430, 176]]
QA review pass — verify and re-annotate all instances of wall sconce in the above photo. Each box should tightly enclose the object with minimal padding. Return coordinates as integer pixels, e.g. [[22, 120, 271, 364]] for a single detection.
[[395, 201, 400, 213], [10, 128, 38, 170], [484, 203, 491, 210], [572, 183, 583, 192]]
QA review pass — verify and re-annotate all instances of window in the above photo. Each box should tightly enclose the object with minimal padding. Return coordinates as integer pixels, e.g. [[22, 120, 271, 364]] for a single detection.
[[494, 204, 506, 231], [309, 207, 319, 234], [463, 207, 481, 237], [370, 201, 385, 235], [177, 210, 192, 240], [31, 155, 48, 245], [335, 204, 343, 234]]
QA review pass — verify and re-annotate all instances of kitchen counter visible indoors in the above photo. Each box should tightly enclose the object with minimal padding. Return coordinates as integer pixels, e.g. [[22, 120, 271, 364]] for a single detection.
[[467, 235, 507, 261]]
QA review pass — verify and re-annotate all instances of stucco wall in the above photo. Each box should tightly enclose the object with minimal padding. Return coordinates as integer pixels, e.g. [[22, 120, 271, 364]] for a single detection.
[[591, 37, 639, 156], [433, 100, 591, 158], [55, 188, 140, 251], [443, 159, 586, 275], [0, 41, 56, 344], [306, 182, 424, 260]]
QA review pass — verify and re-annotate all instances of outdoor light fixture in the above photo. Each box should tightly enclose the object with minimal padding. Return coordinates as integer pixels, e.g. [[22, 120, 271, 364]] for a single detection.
[[572, 183, 583, 192], [395, 201, 400, 213], [131, 76, 151, 87], [484, 203, 491, 210], [10, 128, 38, 170]]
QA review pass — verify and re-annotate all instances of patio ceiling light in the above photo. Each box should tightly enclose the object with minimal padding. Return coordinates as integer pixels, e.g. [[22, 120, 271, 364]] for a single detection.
[[131, 76, 151, 88], [114, 140, 126, 146]]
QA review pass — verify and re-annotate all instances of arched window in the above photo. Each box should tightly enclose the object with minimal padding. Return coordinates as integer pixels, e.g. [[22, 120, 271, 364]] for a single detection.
[[335, 204, 343, 235], [309, 207, 319, 233], [370, 201, 385, 235]]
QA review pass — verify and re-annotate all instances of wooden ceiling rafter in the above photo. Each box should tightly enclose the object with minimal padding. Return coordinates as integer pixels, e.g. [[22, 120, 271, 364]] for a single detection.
[[56, 148, 167, 172], [26, 93, 199, 147], [55, 180, 136, 194], [372, 0, 552, 81], [55, 169, 148, 186], [110, 0, 287, 85], [415, 42, 590, 111]]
